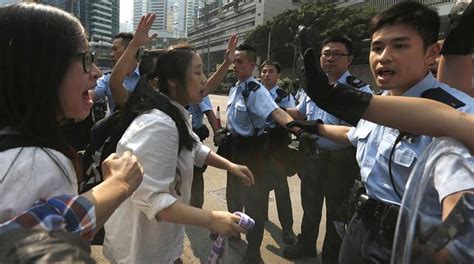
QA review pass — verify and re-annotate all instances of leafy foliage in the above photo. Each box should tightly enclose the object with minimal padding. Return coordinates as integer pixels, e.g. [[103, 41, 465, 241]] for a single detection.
[[245, 3, 376, 68]]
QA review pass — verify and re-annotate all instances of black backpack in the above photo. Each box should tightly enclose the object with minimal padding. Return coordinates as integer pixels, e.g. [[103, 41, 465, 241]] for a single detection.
[[80, 110, 133, 193]]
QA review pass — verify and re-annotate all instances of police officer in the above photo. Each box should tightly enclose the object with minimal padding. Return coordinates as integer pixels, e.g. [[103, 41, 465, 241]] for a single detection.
[[290, 3, 474, 263], [216, 44, 305, 264], [187, 95, 220, 208], [91, 32, 141, 113], [260, 60, 297, 245], [284, 36, 372, 263]]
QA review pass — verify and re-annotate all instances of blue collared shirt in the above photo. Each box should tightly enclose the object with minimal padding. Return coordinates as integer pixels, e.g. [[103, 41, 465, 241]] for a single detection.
[[94, 66, 140, 112], [226, 77, 278, 137], [347, 72, 474, 205], [187, 95, 213, 129], [297, 71, 373, 151], [265, 85, 295, 128]]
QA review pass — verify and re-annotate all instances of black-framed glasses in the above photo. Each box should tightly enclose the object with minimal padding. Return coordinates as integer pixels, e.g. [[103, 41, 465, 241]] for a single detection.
[[321, 51, 350, 59], [77, 51, 95, 73]]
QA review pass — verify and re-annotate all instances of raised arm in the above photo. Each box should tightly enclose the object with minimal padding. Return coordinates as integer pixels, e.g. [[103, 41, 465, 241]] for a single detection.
[[203, 34, 238, 95], [109, 13, 157, 107]]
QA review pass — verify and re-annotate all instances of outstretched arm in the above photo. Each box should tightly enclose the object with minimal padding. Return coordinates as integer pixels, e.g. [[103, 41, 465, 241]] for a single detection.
[[203, 34, 238, 95], [109, 13, 157, 107], [204, 151, 254, 187], [363, 96, 474, 152]]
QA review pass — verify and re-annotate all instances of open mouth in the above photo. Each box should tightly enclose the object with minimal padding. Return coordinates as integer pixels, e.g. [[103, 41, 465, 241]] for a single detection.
[[377, 69, 395, 78]]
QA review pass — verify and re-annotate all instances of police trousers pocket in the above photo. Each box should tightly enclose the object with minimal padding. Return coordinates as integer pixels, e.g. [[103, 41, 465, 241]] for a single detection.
[[217, 138, 232, 160]]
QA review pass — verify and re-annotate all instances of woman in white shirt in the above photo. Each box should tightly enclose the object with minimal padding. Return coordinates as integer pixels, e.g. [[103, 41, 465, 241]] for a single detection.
[[103, 14, 254, 264], [0, 3, 143, 236]]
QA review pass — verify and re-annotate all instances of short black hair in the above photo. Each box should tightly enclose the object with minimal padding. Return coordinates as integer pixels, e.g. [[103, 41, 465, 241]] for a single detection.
[[369, 2, 439, 49], [260, 60, 281, 73], [322, 35, 353, 55], [236, 44, 257, 63], [113, 32, 134, 47]]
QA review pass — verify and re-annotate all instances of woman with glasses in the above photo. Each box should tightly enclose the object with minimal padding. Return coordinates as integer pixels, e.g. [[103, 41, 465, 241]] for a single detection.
[[0, 3, 143, 239], [102, 14, 255, 264]]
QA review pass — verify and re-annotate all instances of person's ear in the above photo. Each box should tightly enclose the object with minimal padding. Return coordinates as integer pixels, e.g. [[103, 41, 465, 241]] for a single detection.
[[426, 42, 441, 63], [348, 55, 354, 65], [167, 79, 178, 89]]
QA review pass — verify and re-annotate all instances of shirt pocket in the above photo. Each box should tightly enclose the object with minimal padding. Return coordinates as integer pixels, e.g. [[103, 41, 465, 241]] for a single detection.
[[377, 135, 417, 168], [234, 102, 248, 125]]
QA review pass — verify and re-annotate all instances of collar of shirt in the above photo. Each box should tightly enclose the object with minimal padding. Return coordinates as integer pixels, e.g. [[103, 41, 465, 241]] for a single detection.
[[335, 70, 351, 85], [380, 72, 438, 97], [132, 65, 140, 77], [268, 85, 279, 99], [236, 76, 258, 90]]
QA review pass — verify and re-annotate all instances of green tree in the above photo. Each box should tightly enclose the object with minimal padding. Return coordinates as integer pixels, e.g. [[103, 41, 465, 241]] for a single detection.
[[245, 3, 375, 68]]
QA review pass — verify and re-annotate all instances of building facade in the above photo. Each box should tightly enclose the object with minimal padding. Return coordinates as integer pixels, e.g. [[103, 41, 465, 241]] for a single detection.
[[188, 0, 315, 73], [41, 0, 119, 69]]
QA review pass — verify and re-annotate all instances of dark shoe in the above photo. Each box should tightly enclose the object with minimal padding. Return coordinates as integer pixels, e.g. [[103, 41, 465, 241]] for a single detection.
[[282, 228, 296, 245], [209, 232, 218, 241], [229, 233, 241, 241], [283, 236, 317, 259], [241, 255, 264, 264]]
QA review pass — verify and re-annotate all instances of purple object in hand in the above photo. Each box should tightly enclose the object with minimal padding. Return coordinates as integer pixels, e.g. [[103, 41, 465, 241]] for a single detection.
[[206, 212, 255, 264]]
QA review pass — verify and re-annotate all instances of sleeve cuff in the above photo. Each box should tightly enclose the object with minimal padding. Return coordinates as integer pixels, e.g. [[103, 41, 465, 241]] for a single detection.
[[146, 192, 177, 221], [194, 143, 211, 168]]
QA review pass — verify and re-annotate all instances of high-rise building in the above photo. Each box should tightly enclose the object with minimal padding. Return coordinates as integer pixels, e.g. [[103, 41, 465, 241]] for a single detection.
[[42, 0, 119, 42], [134, 0, 194, 45], [133, 0, 167, 32], [41, 0, 119, 69]]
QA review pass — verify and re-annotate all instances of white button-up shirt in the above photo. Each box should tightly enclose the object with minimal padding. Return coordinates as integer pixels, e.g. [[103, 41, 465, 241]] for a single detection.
[[103, 103, 211, 264]]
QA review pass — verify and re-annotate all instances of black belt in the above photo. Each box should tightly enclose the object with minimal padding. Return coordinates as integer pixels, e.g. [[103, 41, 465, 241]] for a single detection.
[[355, 194, 399, 246], [229, 133, 267, 147]]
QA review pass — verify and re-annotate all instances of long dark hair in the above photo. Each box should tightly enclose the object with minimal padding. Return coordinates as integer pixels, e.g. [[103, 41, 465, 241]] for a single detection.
[[0, 4, 85, 170], [121, 45, 197, 152]]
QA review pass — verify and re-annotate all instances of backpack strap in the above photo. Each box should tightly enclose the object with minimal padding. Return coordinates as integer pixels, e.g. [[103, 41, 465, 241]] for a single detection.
[[0, 134, 35, 152]]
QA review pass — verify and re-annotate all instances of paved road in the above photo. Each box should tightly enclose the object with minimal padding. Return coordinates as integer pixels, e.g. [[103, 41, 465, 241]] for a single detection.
[[92, 94, 326, 264]]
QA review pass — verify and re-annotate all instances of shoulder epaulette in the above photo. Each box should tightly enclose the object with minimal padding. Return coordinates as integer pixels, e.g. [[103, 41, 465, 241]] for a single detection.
[[421, 88, 465, 109], [276, 88, 289, 98], [242, 81, 261, 99], [346, 76, 367, 89], [275, 88, 289, 104], [247, 81, 260, 91]]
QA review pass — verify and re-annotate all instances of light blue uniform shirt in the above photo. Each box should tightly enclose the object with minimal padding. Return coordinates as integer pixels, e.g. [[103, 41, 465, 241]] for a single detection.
[[347, 72, 474, 205], [94, 66, 140, 112], [265, 85, 295, 128], [187, 95, 213, 129], [297, 71, 373, 151], [226, 77, 278, 137]]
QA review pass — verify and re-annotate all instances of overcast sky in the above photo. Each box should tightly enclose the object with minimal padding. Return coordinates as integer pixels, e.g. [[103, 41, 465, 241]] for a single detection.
[[120, 0, 133, 22]]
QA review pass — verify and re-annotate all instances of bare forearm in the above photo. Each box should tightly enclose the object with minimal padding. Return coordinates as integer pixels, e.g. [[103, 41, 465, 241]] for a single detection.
[[205, 110, 219, 133], [285, 107, 304, 120], [204, 61, 232, 95], [363, 96, 474, 152], [318, 124, 352, 145], [80, 179, 129, 230], [157, 201, 212, 228], [204, 151, 233, 170], [271, 108, 300, 135], [110, 42, 139, 107]]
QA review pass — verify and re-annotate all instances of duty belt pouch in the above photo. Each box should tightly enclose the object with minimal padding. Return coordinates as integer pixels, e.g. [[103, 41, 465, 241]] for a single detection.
[[193, 124, 210, 142]]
